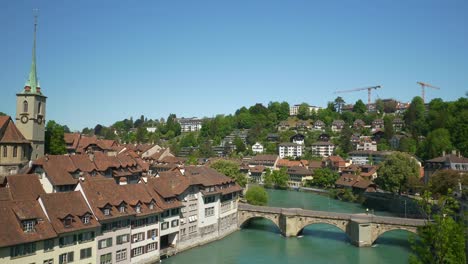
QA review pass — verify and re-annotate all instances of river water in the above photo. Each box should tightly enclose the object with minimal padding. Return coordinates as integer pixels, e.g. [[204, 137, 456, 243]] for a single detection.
[[162, 189, 414, 264]]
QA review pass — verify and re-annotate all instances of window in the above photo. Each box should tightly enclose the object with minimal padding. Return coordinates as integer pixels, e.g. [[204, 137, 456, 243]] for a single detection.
[[23, 146, 27, 158], [205, 207, 215, 217], [63, 217, 73, 227], [82, 215, 90, 224], [22, 220, 35, 232], [80, 248, 92, 259], [23, 100, 28, 113], [116, 249, 127, 262], [10, 242, 36, 257], [38, 102, 42, 114], [204, 196, 215, 204], [59, 235, 76, 247], [119, 205, 126, 213], [171, 219, 179, 227], [116, 234, 129, 244], [100, 253, 112, 264], [98, 238, 112, 249], [44, 239, 54, 252], [146, 242, 157, 252], [147, 229, 158, 239], [131, 232, 145, 243], [59, 252, 73, 264], [181, 228, 186, 236], [171, 208, 179, 216], [148, 215, 158, 224], [132, 218, 147, 228], [102, 207, 110, 216], [43, 259, 53, 264], [3, 146, 7, 157], [13, 146, 17, 158], [135, 204, 141, 213], [149, 202, 155, 210], [161, 222, 169, 230], [161, 210, 170, 218], [189, 226, 197, 234], [131, 246, 144, 257], [79, 231, 94, 242]]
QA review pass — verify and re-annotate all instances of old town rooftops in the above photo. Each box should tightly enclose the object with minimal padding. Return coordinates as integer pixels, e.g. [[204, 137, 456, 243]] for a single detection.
[[40, 191, 100, 234], [0, 116, 30, 144]]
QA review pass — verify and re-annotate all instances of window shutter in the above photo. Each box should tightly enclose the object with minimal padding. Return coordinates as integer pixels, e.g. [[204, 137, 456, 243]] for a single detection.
[[69, 252, 74, 262], [108, 238, 113, 247], [147, 230, 151, 239], [131, 248, 134, 258]]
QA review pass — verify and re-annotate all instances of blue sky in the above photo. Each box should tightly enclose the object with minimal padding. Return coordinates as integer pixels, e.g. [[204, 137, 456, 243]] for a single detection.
[[1, 0, 467, 131]]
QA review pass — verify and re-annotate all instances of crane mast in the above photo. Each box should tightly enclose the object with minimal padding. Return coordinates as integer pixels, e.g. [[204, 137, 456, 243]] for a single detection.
[[334, 85, 382, 109], [417, 82, 440, 103]]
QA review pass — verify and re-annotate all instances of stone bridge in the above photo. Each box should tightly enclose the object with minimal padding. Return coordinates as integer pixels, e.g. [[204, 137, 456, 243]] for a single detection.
[[238, 203, 427, 247]]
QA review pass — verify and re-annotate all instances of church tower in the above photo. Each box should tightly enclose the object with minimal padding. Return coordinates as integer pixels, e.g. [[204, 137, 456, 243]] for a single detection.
[[16, 14, 46, 160]]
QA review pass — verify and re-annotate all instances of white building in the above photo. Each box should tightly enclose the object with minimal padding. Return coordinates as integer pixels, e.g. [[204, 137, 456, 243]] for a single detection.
[[289, 104, 322, 116], [177, 118, 203, 133], [252, 142, 264, 154], [311, 141, 335, 157], [278, 143, 303, 159]]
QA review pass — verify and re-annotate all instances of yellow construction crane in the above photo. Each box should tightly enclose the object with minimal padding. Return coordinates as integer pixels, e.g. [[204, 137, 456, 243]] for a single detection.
[[334, 85, 382, 108], [417, 82, 440, 103]]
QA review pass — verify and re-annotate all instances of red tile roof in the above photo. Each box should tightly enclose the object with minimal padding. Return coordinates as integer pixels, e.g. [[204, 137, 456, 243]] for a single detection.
[[0, 116, 29, 144]]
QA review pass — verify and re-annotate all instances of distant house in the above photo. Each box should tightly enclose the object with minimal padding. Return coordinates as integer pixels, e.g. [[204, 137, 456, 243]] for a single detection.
[[371, 130, 385, 142], [267, 133, 279, 142], [296, 120, 312, 131], [287, 166, 313, 187], [290, 134, 305, 145], [355, 137, 377, 152], [318, 133, 330, 142], [392, 118, 404, 132], [278, 120, 295, 132], [278, 143, 304, 159], [252, 142, 264, 154], [372, 119, 384, 130], [349, 150, 393, 165], [323, 156, 347, 172], [249, 165, 266, 183], [424, 152, 468, 183], [177, 117, 204, 132], [290, 104, 321, 116], [335, 174, 376, 193], [249, 154, 279, 169], [353, 119, 365, 129], [311, 141, 335, 157], [313, 120, 326, 131], [331, 120, 345, 132]]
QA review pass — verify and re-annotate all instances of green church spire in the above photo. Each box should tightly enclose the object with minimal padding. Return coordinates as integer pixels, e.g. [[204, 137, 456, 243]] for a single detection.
[[24, 12, 41, 94]]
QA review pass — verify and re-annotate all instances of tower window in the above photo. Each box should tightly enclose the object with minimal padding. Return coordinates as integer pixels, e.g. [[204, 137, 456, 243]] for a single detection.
[[13, 146, 17, 158], [23, 101, 28, 113], [2, 146, 6, 157], [38, 102, 42, 114]]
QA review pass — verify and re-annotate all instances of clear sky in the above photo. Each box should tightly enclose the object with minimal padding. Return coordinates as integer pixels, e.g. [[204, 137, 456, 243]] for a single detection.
[[1, 0, 467, 131]]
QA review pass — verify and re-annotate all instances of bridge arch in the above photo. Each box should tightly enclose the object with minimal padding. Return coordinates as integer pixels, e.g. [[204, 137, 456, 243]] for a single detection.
[[238, 211, 281, 232], [296, 218, 349, 237], [371, 225, 418, 245]]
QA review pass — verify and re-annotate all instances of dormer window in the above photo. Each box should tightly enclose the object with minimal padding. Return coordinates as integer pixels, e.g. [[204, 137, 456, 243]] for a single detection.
[[82, 215, 90, 224], [63, 217, 73, 227], [149, 202, 155, 210], [135, 204, 141, 213], [22, 220, 35, 232], [119, 205, 126, 213], [102, 208, 111, 216]]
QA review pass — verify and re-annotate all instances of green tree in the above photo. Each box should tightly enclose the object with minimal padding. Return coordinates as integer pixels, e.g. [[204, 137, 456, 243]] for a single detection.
[[245, 186, 268, 206], [297, 103, 310, 120], [375, 99, 385, 113], [404, 96, 427, 138], [0, 112, 6, 116], [210, 160, 247, 187], [334, 96, 345, 113], [422, 128, 453, 159], [410, 192, 466, 264], [383, 116, 394, 140], [263, 168, 289, 189], [135, 126, 147, 143], [309, 168, 339, 188], [45, 120, 67, 155], [428, 170, 468, 197], [353, 99, 367, 114], [338, 126, 353, 154], [374, 152, 420, 194], [233, 136, 246, 153], [399, 137, 417, 154]]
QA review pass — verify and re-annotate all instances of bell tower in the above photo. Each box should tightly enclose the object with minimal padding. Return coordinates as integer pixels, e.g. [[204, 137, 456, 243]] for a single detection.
[[16, 13, 46, 160]]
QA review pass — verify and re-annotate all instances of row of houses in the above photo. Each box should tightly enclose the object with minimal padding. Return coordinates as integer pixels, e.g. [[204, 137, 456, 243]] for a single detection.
[[0, 164, 242, 264], [278, 118, 405, 133]]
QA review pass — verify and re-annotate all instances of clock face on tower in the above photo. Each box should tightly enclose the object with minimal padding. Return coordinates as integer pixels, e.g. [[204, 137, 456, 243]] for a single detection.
[[20, 115, 28, 124], [37, 116, 43, 125]]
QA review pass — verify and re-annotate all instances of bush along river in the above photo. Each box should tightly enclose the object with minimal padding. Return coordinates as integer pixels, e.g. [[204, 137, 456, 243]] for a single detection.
[[161, 189, 415, 264]]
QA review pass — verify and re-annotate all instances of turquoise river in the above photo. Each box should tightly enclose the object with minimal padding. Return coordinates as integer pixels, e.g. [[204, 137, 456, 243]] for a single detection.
[[162, 189, 414, 264]]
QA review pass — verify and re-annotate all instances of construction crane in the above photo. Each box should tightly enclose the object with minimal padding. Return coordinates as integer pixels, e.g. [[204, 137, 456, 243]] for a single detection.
[[417, 82, 440, 103], [334, 85, 382, 108]]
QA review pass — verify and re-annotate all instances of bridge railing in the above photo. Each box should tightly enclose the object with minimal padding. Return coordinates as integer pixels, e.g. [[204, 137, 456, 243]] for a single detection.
[[238, 203, 427, 226]]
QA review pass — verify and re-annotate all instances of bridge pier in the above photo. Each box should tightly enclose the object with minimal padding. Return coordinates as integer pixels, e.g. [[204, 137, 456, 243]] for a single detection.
[[347, 218, 373, 247]]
